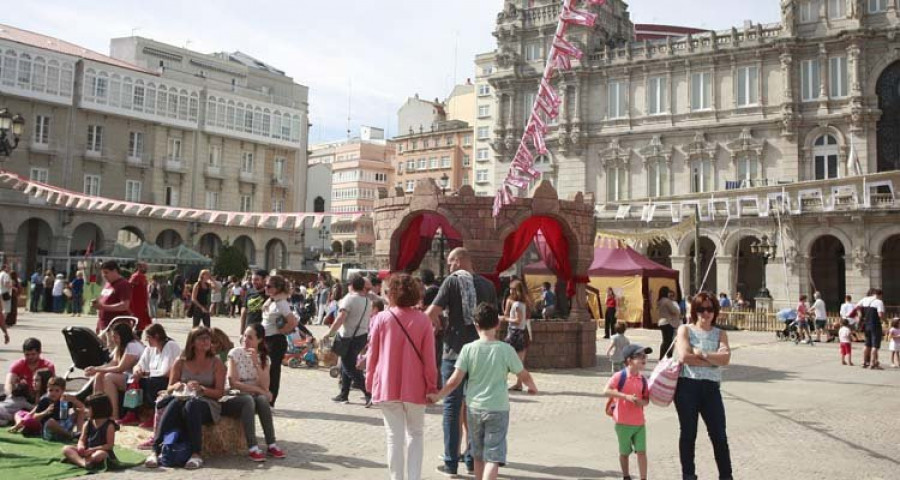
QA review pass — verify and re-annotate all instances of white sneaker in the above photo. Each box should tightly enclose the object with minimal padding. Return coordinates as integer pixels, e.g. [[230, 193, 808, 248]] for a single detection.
[[144, 454, 159, 468]]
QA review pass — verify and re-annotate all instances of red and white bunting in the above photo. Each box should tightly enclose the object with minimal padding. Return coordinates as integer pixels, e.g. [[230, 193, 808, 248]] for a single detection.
[[493, 0, 607, 217]]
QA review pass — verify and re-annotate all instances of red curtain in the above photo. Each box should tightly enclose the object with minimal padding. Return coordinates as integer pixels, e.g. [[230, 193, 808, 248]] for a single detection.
[[494, 216, 581, 296], [393, 213, 463, 272]]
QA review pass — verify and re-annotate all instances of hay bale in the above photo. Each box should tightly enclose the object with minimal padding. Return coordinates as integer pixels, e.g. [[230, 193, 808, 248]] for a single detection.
[[201, 416, 246, 457]]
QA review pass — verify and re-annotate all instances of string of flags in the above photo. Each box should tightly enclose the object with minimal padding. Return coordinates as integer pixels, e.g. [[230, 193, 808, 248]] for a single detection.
[[0, 169, 364, 230], [493, 0, 607, 217]]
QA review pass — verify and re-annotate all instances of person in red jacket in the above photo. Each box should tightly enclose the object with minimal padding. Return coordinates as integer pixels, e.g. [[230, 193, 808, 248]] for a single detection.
[[129, 263, 151, 336]]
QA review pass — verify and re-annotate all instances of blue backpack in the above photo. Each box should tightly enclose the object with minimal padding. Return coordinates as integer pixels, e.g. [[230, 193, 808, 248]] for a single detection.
[[159, 430, 192, 467], [605, 369, 647, 418]]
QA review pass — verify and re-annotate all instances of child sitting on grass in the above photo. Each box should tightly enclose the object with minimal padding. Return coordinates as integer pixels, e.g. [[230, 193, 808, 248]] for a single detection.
[[604, 344, 652, 480], [428, 302, 538, 480], [62, 393, 118, 470], [37, 376, 85, 441], [8, 369, 52, 435]]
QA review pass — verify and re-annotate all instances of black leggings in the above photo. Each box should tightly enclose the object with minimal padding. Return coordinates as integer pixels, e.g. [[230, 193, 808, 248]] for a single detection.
[[604, 307, 617, 337], [660, 324, 675, 359], [265, 335, 288, 405], [339, 334, 369, 398], [192, 309, 210, 328]]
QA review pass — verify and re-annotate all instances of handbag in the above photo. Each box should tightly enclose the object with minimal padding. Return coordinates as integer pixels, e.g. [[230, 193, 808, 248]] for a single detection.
[[332, 298, 368, 357], [389, 310, 424, 364], [123, 380, 143, 409], [648, 341, 682, 407], [159, 430, 192, 467]]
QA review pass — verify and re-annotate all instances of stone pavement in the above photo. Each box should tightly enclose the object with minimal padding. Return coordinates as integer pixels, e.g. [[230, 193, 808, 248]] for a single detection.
[[1, 312, 898, 479]]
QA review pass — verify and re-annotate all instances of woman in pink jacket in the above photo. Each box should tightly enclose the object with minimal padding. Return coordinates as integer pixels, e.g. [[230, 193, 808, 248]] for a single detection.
[[366, 273, 438, 480]]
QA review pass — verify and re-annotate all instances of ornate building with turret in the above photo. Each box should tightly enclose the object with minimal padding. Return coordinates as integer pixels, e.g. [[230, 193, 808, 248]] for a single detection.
[[480, 0, 900, 311]]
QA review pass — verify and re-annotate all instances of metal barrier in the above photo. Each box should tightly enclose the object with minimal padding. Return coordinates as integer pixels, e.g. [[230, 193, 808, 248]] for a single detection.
[[717, 308, 891, 331]]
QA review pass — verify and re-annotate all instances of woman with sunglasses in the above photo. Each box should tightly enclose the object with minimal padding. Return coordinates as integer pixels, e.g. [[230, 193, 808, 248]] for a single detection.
[[674, 292, 733, 480], [260, 275, 298, 406], [145, 326, 226, 470]]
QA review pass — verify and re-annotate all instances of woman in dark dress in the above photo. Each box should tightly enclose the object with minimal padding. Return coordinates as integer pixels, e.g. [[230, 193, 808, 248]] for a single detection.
[[191, 270, 212, 328]]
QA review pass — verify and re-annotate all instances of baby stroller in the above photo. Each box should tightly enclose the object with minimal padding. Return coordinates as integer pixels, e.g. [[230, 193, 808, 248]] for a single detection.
[[775, 308, 800, 343], [61, 326, 110, 402]]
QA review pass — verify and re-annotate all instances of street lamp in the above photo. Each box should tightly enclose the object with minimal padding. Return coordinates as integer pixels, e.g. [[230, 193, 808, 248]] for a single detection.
[[439, 172, 449, 194], [0, 108, 26, 157], [750, 234, 777, 299]]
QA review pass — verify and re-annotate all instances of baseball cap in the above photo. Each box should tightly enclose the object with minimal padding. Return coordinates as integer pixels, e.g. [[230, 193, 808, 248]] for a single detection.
[[622, 344, 653, 359]]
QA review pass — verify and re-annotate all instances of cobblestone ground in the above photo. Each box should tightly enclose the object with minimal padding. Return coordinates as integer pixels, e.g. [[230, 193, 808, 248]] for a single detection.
[[2, 312, 898, 479]]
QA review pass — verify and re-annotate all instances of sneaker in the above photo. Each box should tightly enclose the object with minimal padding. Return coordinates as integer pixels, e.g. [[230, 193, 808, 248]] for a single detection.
[[267, 445, 286, 459], [331, 395, 349, 404], [248, 449, 266, 462], [466, 464, 475, 475], [138, 418, 154, 429], [365, 395, 373, 408], [119, 412, 140, 426], [435, 465, 461, 478], [144, 454, 159, 468]]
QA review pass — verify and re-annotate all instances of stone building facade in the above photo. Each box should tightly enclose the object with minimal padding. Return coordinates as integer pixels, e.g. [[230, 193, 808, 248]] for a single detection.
[[0, 25, 309, 275], [482, 1, 900, 310], [392, 120, 474, 194]]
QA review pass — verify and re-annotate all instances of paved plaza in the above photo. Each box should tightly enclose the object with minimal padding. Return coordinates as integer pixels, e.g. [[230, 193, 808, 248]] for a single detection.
[[2, 312, 898, 480]]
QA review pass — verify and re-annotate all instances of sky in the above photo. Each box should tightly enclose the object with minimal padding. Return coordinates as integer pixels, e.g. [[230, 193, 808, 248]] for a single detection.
[[5, 1, 780, 143]]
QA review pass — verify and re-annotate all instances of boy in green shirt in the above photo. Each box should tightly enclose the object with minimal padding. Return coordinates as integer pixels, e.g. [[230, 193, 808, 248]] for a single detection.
[[429, 302, 537, 480]]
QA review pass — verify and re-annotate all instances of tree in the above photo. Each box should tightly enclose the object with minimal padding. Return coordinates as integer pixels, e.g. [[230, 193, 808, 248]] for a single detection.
[[213, 242, 249, 279]]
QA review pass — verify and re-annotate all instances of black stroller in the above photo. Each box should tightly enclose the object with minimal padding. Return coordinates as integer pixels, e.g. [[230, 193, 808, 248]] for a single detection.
[[61, 326, 110, 402]]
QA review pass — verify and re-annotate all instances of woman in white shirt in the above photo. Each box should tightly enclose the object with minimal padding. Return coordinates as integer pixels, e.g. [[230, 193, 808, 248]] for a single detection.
[[260, 275, 297, 406], [132, 324, 181, 424], [85, 322, 144, 420], [221, 323, 285, 462]]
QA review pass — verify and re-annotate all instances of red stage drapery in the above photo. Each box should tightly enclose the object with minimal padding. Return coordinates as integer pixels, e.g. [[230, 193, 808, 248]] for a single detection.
[[393, 213, 463, 272], [494, 215, 582, 296]]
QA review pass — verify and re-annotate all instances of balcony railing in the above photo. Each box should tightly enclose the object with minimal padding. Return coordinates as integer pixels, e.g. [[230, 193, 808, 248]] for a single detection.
[[205, 165, 224, 178], [126, 155, 151, 168], [602, 171, 900, 222], [239, 171, 258, 184], [163, 157, 186, 173]]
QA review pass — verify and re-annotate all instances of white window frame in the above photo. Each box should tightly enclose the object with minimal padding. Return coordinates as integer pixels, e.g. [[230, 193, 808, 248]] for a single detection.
[[29, 167, 49, 183], [274, 157, 286, 181], [828, 0, 846, 18], [477, 84, 490, 96], [525, 42, 542, 62], [813, 135, 840, 180], [83, 174, 101, 196], [736, 66, 759, 107], [128, 131, 143, 159], [869, 0, 888, 14], [205, 191, 220, 210], [608, 80, 627, 119], [125, 179, 142, 202], [34, 115, 50, 145], [647, 76, 667, 115], [87, 125, 103, 153], [647, 160, 668, 198], [690, 159, 714, 193], [606, 165, 628, 202], [736, 156, 760, 185], [405, 180, 415, 192], [208, 144, 221, 167], [800, 0, 819, 23], [477, 126, 490, 139], [477, 148, 490, 161], [168, 137, 182, 159], [429, 157, 438, 169], [272, 198, 285, 213], [801, 59, 821, 102], [442, 156, 452, 168], [241, 152, 254, 173], [478, 105, 490, 118], [523, 92, 536, 124], [829, 56, 848, 99], [690, 72, 712, 111], [462, 155, 470, 167], [417, 158, 426, 170], [476, 169, 489, 183]]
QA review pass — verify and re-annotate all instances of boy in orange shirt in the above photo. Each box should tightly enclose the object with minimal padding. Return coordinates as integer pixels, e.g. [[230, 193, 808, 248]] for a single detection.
[[603, 344, 651, 480]]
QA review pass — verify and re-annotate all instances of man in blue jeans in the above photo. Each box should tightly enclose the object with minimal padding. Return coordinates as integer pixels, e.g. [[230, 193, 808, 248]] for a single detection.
[[427, 248, 497, 477]]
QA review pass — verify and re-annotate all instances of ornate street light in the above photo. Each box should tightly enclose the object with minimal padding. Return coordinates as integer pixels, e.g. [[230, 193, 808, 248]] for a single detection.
[[319, 227, 330, 252], [750, 234, 777, 299], [439, 172, 449, 194], [0, 108, 26, 157]]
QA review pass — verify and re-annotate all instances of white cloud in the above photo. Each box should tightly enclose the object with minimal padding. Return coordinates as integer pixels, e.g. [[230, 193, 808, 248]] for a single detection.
[[7, 0, 780, 142]]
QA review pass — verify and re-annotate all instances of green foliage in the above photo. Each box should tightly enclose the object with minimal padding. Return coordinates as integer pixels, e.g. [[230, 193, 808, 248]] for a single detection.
[[213, 242, 249, 279]]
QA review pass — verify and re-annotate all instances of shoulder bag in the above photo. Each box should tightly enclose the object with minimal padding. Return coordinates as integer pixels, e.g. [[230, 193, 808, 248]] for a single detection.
[[648, 339, 682, 407], [332, 298, 368, 357], [388, 309, 424, 364]]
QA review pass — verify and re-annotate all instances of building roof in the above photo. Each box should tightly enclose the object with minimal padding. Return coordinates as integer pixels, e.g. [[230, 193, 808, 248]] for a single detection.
[[224, 51, 286, 76], [0, 23, 153, 73], [634, 24, 709, 41]]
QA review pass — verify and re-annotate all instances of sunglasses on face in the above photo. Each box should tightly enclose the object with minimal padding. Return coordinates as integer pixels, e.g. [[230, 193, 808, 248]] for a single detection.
[[695, 306, 715, 314]]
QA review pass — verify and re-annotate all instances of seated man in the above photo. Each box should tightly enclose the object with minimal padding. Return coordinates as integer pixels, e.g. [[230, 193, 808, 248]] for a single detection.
[[5, 337, 56, 402], [541, 282, 557, 320]]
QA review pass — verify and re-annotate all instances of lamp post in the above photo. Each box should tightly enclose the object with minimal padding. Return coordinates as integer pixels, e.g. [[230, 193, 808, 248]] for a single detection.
[[437, 173, 450, 277], [0, 108, 26, 157], [750, 234, 777, 299], [319, 227, 329, 253]]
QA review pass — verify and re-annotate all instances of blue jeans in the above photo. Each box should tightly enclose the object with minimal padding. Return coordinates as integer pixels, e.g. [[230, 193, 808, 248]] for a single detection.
[[71, 294, 83, 314], [53, 295, 63, 313], [674, 377, 733, 480], [441, 358, 473, 473]]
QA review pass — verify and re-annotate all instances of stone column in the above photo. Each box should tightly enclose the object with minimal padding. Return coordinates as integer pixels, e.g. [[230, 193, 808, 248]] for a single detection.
[[671, 255, 691, 294], [716, 254, 734, 297]]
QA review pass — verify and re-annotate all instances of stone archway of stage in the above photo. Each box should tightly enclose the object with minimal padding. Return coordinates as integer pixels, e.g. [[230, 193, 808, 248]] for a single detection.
[[373, 179, 598, 368]]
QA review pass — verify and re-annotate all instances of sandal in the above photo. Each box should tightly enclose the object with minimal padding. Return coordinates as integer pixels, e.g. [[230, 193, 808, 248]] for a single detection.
[[185, 456, 203, 470], [508, 385, 523, 392]]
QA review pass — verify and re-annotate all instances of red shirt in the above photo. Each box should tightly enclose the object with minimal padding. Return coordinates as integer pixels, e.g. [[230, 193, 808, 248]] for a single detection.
[[605, 370, 647, 426], [606, 296, 617, 309], [98, 277, 133, 332], [129, 272, 151, 330], [8, 357, 55, 396]]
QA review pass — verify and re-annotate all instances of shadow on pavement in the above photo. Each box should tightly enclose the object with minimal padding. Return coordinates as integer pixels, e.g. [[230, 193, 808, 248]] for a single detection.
[[718, 363, 791, 383], [277, 408, 383, 426], [503, 461, 617, 479], [538, 390, 604, 399], [276, 439, 386, 470]]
